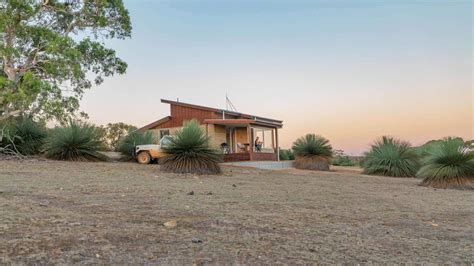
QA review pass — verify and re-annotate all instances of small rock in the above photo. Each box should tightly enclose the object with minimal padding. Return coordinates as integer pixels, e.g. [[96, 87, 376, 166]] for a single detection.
[[308, 248, 316, 252], [191, 238, 203, 244], [68, 222, 81, 226], [71, 255, 82, 262], [39, 200, 50, 207], [232, 184, 237, 188], [187, 191, 194, 195], [95, 254, 100, 258], [163, 219, 177, 228], [206, 192, 213, 195]]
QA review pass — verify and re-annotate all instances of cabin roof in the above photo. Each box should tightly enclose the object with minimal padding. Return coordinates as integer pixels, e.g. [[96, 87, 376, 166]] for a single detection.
[[161, 99, 283, 124], [137, 116, 171, 132], [138, 99, 283, 131], [203, 119, 282, 128]]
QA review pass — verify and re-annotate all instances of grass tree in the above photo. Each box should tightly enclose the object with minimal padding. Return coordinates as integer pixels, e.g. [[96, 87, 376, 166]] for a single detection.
[[279, 149, 295, 161], [292, 134, 333, 171], [44, 121, 106, 161], [1, 118, 47, 156], [12, 119, 47, 155], [417, 137, 474, 189], [161, 120, 222, 174], [362, 136, 420, 177]]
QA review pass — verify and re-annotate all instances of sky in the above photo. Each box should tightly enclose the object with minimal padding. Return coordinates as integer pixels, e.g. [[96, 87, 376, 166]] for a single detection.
[[80, 0, 473, 155]]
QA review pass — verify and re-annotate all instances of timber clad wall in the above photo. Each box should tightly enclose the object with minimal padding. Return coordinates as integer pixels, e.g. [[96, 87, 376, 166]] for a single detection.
[[154, 105, 221, 128], [149, 104, 254, 130]]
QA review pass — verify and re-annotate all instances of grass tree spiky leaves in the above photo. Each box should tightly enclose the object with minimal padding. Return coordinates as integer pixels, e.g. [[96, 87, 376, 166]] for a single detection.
[[362, 136, 420, 177], [292, 134, 333, 171], [44, 120, 107, 161], [161, 120, 222, 175], [417, 137, 474, 189]]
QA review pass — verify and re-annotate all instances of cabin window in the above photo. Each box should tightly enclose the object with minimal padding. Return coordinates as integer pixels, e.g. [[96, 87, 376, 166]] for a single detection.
[[159, 129, 170, 139], [253, 127, 275, 152]]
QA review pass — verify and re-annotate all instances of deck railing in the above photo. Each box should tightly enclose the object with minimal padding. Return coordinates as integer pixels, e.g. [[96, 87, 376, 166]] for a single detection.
[[223, 152, 277, 162]]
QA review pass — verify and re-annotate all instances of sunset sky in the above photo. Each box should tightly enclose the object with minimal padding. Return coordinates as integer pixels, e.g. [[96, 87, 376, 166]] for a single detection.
[[81, 0, 473, 155]]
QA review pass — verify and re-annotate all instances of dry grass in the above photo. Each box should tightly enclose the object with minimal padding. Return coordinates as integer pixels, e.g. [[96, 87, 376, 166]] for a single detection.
[[0, 160, 473, 264]]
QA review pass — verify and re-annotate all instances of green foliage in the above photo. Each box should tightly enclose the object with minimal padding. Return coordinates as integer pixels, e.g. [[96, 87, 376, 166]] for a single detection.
[[13, 119, 47, 155], [0, 120, 17, 153], [362, 136, 420, 177], [415, 137, 465, 157], [417, 137, 474, 189], [292, 134, 333, 171], [0, 118, 46, 155], [102, 122, 137, 151], [332, 155, 356, 166], [331, 149, 356, 166], [279, 149, 295, 161], [292, 134, 333, 158], [44, 120, 106, 161], [161, 120, 222, 174], [0, 0, 131, 122], [117, 130, 154, 159]]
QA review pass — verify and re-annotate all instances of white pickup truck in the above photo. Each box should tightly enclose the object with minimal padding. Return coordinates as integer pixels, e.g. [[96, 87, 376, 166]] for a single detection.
[[134, 136, 172, 164]]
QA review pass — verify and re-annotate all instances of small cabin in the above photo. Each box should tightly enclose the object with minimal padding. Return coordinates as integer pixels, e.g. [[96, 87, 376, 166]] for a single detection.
[[138, 99, 283, 162]]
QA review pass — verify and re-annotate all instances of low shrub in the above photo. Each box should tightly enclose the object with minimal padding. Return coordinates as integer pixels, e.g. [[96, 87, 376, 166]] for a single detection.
[[362, 136, 420, 177], [417, 137, 474, 189], [292, 134, 333, 171], [332, 155, 356, 166], [161, 120, 222, 174], [44, 120, 106, 161], [279, 149, 295, 161]]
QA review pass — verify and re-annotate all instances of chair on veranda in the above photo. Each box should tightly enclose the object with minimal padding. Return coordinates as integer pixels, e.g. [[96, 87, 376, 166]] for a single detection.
[[220, 143, 230, 154], [237, 142, 247, 153]]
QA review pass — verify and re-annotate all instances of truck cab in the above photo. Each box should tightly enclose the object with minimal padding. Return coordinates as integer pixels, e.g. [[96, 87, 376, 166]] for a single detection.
[[134, 136, 172, 164]]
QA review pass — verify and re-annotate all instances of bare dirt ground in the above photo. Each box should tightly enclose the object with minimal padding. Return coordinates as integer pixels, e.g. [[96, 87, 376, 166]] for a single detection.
[[1, 160, 473, 264]]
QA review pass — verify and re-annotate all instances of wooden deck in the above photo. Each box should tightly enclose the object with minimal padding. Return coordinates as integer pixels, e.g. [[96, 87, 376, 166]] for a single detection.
[[223, 152, 277, 162]]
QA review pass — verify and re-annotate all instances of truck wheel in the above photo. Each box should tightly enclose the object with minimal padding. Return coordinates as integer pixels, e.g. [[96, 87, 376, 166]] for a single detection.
[[137, 152, 151, 164]]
